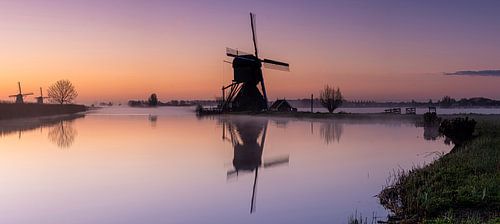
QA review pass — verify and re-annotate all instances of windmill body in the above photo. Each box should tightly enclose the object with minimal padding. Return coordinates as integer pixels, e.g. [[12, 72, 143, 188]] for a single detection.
[[36, 87, 49, 104], [222, 13, 289, 112]]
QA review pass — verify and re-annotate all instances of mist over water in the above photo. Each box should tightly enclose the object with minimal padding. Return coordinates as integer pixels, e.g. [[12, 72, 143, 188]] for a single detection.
[[301, 107, 500, 114], [0, 107, 452, 223]]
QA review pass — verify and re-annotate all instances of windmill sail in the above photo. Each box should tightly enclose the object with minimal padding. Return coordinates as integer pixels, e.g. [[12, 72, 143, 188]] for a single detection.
[[263, 59, 290, 71], [226, 48, 251, 57], [250, 13, 259, 58]]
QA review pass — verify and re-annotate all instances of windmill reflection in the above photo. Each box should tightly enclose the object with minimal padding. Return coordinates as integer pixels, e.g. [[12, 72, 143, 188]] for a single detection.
[[220, 117, 289, 214], [319, 120, 343, 144], [48, 120, 77, 148]]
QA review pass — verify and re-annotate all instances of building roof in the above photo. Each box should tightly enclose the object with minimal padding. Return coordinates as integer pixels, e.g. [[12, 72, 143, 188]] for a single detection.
[[269, 99, 295, 111]]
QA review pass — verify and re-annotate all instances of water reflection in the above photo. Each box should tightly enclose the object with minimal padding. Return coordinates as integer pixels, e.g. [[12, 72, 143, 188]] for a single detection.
[[0, 108, 454, 224], [47, 120, 78, 148], [0, 114, 83, 148], [273, 119, 289, 128], [423, 125, 440, 141], [319, 120, 343, 144], [220, 117, 290, 213], [149, 115, 158, 128]]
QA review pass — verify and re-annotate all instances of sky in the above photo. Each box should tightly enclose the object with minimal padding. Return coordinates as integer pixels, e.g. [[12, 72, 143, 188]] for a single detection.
[[1, 0, 500, 103]]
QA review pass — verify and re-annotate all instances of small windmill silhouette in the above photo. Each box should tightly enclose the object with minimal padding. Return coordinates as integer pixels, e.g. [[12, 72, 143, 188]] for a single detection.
[[9, 82, 33, 104], [35, 87, 50, 104]]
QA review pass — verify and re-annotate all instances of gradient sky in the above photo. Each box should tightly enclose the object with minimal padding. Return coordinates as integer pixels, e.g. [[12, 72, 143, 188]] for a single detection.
[[1, 0, 500, 103]]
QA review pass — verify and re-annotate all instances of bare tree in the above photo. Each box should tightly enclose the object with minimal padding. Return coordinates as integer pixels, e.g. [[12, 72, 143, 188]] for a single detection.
[[320, 85, 343, 113], [48, 80, 78, 104]]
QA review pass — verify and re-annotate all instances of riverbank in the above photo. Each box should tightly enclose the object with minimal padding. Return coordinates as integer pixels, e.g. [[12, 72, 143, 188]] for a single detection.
[[0, 103, 88, 120], [378, 118, 500, 223]]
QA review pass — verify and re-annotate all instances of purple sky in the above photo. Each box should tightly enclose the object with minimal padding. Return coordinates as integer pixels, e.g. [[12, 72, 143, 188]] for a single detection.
[[1, 0, 499, 102]]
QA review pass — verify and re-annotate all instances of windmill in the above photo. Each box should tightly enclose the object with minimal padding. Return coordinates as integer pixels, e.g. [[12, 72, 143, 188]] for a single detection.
[[222, 118, 289, 213], [221, 13, 290, 112], [9, 82, 33, 104], [35, 87, 50, 104]]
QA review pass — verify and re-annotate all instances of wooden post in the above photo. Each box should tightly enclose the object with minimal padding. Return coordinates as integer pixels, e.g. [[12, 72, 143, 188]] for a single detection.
[[310, 94, 314, 113], [221, 86, 225, 110]]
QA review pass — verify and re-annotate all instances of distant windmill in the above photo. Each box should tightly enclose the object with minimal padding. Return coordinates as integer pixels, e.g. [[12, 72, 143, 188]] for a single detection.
[[222, 13, 290, 112], [8, 82, 33, 104], [35, 87, 49, 104], [222, 118, 289, 213]]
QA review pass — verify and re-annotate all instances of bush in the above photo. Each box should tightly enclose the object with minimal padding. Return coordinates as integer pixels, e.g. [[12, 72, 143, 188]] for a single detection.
[[439, 117, 476, 145]]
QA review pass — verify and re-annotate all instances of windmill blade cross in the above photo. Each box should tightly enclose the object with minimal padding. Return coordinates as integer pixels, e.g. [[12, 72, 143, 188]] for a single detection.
[[262, 59, 290, 71], [226, 47, 252, 57], [250, 12, 259, 58], [227, 169, 239, 179], [263, 156, 290, 168]]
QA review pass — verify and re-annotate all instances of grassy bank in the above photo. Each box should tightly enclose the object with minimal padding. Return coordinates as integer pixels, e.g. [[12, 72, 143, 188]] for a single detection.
[[0, 103, 87, 120], [379, 119, 500, 223]]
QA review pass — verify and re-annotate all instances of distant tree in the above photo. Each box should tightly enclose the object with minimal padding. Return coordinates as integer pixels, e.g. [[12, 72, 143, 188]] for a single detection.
[[320, 85, 344, 113], [48, 80, 78, 105], [148, 93, 158, 106], [439, 96, 455, 108], [170, 100, 179, 106]]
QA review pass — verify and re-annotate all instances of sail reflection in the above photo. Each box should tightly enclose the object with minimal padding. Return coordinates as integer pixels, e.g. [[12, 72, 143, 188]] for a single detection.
[[219, 117, 289, 214]]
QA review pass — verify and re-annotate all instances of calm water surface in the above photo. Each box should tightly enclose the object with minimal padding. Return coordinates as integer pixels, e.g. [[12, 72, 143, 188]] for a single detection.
[[300, 107, 500, 114], [0, 107, 452, 223]]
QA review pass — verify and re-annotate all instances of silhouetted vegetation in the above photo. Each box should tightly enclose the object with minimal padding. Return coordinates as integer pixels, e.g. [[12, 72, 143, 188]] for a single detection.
[[379, 120, 499, 223], [148, 93, 158, 106], [439, 96, 455, 108], [0, 103, 87, 120], [319, 85, 343, 113], [423, 112, 440, 125], [421, 112, 442, 140], [439, 117, 477, 145], [347, 210, 377, 224], [48, 80, 78, 104], [128, 98, 197, 107]]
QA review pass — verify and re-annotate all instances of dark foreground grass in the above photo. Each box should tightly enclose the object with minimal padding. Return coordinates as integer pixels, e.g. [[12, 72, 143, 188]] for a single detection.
[[379, 120, 500, 223]]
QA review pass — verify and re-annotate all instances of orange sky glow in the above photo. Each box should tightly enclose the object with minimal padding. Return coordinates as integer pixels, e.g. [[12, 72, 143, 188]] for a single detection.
[[1, 1, 499, 104]]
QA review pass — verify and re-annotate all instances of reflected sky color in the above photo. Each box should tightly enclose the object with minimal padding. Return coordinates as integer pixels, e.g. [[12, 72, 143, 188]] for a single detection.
[[0, 107, 452, 223], [1, 0, 500, 102]]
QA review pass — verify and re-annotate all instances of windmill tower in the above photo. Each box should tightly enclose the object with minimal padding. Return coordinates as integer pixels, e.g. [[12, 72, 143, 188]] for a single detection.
[[8, 82, 33, 104], [35, 87, 49, 104], [222, 13, 290, 112]]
